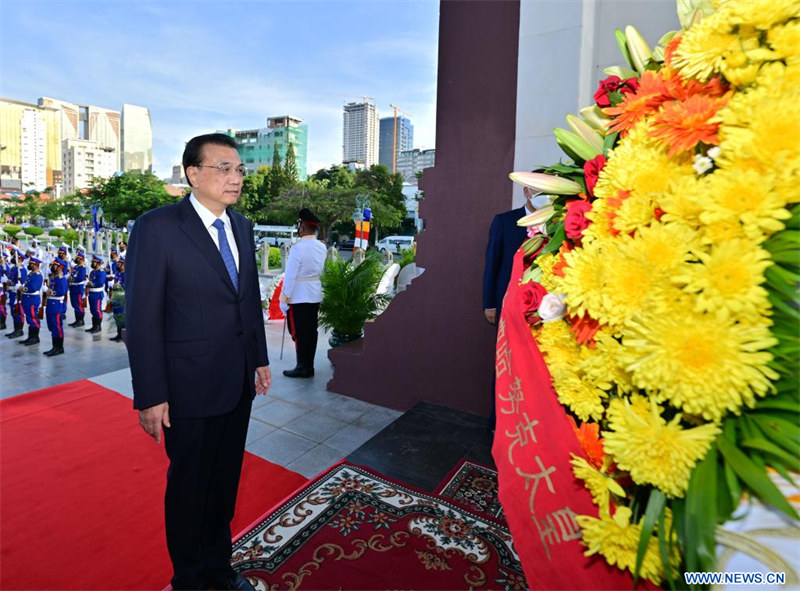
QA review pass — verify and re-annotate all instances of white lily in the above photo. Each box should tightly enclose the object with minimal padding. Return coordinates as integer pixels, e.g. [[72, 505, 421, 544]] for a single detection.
[[509, 172, 583, 195], [517, 205, 556, 227]]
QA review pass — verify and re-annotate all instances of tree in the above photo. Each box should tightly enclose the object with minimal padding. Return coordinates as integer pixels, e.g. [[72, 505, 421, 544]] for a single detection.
[[266, 143, 289, 199], [284, 143, 298, 185], [236, 169, 268, 222], [87, 171, 178, 225], [353, 165, 407, 236], [311, 165, 354, 188]]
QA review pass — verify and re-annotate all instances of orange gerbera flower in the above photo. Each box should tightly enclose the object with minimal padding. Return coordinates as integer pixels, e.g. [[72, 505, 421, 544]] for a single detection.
[[568, 313, 602, 347], [569, 416, 606, 469], [649, 94, 730, 156], [603, 189, 631, 237], [603, 71, 671, 134], [663, 35, 682, 68]]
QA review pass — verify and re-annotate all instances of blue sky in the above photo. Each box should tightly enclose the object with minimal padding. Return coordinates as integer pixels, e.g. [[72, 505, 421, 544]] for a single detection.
[[1, 0, 439, 177]]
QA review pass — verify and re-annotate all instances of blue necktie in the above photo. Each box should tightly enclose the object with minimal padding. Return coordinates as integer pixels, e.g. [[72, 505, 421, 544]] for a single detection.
[[212, 218, 238, 291]]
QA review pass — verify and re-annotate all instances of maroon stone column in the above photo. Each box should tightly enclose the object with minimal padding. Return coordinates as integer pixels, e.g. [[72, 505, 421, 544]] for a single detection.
[[328, 0, 521, 415]]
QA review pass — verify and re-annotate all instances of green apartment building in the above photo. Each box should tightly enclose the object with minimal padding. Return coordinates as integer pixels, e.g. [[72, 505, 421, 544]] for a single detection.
[[223, 115, 308, 179]]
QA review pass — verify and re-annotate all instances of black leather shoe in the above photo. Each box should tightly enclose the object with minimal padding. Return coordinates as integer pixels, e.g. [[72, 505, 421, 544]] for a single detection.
[[208, 574, 255, 591], [282, 367, 314, 378]]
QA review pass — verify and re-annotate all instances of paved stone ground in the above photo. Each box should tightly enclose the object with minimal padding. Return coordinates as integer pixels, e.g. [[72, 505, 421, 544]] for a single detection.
[[0, 312, 401, 478]]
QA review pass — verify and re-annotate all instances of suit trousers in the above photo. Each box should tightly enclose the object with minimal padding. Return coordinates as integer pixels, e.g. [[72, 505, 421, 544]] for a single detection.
[[287, 303, 319, 370], [163, 380, 252, 590]]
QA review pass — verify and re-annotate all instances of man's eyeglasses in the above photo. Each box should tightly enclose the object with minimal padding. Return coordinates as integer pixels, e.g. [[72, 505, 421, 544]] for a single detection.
[[194, 162, 248, 176]]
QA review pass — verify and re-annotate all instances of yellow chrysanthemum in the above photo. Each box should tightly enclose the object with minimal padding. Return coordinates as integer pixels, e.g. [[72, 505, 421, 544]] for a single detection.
[[553, 374, 607, 422], [621, 311, 778, 420], [536, 318, 581, 370], [558, 238, 608, 320], [675, 239, 773, 321], [575, 506, 670, 585], [607, 393, 652, 425], [603, 401, 720, 497], [672, 24, 743, 81], [571, 455, 625, 510], [722, 0, 800, 31], [716, 86, 800, 192], [610, 192, 658, 235], [593, 122, 692, 200], [535, 252, 560, 292], [579, 330, 635, 394], [660, 176, 705, 228], [768, 20, 800, 60], [699, 218, 755, 245], [698, 168, 791, 240]]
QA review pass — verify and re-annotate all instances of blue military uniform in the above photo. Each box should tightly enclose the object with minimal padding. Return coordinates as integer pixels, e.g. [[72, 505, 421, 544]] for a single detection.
[[109, 257, 125, 342], [44, 259, 68, 356], [19, 256, 43, 346], [85, 255, 107, 334], [56, 246, 71, 322], [5, 251, 28, 339], [0, 251, 8, 330], [68, 254, 88, 327]]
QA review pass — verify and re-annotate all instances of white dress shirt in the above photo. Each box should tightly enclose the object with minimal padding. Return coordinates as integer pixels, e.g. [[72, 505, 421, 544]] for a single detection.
[[189, 193, 240, 271], [282, 235, 327, 305]]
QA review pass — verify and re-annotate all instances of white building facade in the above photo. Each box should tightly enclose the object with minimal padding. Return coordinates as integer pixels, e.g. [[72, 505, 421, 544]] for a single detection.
[[20, 109, 47, 191], [121, 104, 153, 173], [396, 148, 436, 184], [343, 101, 379, 169], [62, 138, 116, 194]]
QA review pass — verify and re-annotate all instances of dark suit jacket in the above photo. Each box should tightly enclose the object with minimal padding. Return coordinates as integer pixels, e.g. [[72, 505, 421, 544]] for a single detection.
[[482, 206, 528, 316], [126, 196, 268, 419]]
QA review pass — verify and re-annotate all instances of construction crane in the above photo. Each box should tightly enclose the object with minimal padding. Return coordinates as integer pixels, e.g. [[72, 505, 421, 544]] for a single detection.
[[388, 103, 412, 174]]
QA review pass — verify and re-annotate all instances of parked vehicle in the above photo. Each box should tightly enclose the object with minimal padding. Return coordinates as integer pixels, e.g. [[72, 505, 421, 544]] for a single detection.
[[338, 239, 356, 250], [253, 225, 298, 248], [376, 235, 415, 254]]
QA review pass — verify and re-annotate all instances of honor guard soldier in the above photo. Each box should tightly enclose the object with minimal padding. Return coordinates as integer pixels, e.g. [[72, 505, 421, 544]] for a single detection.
[[118, 240, 127, 258], [19, 255, 43, 346], [68, 252, 88, 327], [43, 259, 68, 356], [56, 245, 72, 274], [5, 250, 28, 339], [109, 257, 125, 342], [107, 248, 119, 293], [0, 250, 9, 330], [280, 208, 327, 378], [85, 254, 107, 334]]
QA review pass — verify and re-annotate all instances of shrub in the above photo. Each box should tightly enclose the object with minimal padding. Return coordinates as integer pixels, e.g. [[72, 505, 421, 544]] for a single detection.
[[269, 247, 281, 268], [48, 228, 65, 238], [3, 225, 21, 238], [24, 226, 44, 237], [398, 246, 416, 269], [62, 229, 79, 244]]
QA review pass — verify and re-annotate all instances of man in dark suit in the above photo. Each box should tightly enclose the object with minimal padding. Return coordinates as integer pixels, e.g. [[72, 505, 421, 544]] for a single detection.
[[126, 133, 271, 591], [482, 186, 541, 430], [483, 187, 540, 325]]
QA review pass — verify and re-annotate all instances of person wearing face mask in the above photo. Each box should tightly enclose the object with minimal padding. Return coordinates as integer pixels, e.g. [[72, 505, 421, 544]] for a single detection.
[[109, 257, 125, 343], [5, 250, 28, 339], [18, 256, 43, 346], [43, 259, 68, 356], [85, 255, 107, 335], [0, 250, 9, 331]]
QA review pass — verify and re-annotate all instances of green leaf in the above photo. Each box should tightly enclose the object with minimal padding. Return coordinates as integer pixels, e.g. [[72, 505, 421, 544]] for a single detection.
[[603, 132, 619, 156], [686, 447, 718, 573], [740, 437, 800, 471], [659, 502, 678, 590], [540, 224, 566, 255], [717, 436, 799, 520], [755, 396, 800, 412], [751, 415, 800, 455], [634, 489, 666, 583]]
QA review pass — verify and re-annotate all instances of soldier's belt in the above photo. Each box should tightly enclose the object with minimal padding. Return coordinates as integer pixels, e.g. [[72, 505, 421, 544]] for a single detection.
[[88, 287, 105, 293], [69, 281, 86, 286], [295, 276, 321, 282]]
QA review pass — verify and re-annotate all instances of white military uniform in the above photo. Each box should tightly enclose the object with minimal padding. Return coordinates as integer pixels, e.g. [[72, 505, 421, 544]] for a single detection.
[[281, 236, 326, 310]]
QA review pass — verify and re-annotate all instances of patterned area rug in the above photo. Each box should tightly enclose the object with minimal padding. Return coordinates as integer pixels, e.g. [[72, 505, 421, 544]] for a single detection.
[[435, 460, 505, 523], [231, 461, 525, 590]]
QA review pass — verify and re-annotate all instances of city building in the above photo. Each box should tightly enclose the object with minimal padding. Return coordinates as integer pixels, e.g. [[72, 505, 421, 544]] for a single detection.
[[171, 164, 186, 185], [61, 138, 116, 194], [0, 97, 63, 191], [342, 101, 379, 169], [39, 97, 121, 170], [224, 116, 308, 179], [121, 104, 153, 173], [379, 116, 413, 172], [395, 148, 436, 184]]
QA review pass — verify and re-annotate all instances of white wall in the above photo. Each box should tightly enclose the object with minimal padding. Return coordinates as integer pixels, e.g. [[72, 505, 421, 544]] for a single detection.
[[513, 0, 679, 208]]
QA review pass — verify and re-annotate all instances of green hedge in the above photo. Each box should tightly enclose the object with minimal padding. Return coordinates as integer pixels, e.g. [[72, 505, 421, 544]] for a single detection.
[[24, 226, 44, 237], [3, 225, 21, 238], [62, 229, 79, 244], [49, 228, 65, 238], [269, 247, 281, 268]]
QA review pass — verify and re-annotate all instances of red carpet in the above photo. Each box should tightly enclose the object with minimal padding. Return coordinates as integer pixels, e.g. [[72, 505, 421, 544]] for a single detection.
[[435, 460, 505, 523], [0, 380, 307, 591], [231, 461, 526, 590]]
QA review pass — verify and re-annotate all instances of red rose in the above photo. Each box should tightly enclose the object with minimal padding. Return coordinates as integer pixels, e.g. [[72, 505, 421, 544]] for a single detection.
[[519, 281, 548, 324], [565, 199, 593, 241], [622, 76, 640, 93], [593, 75, 623, 108], [583, 154, 607, 198]]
